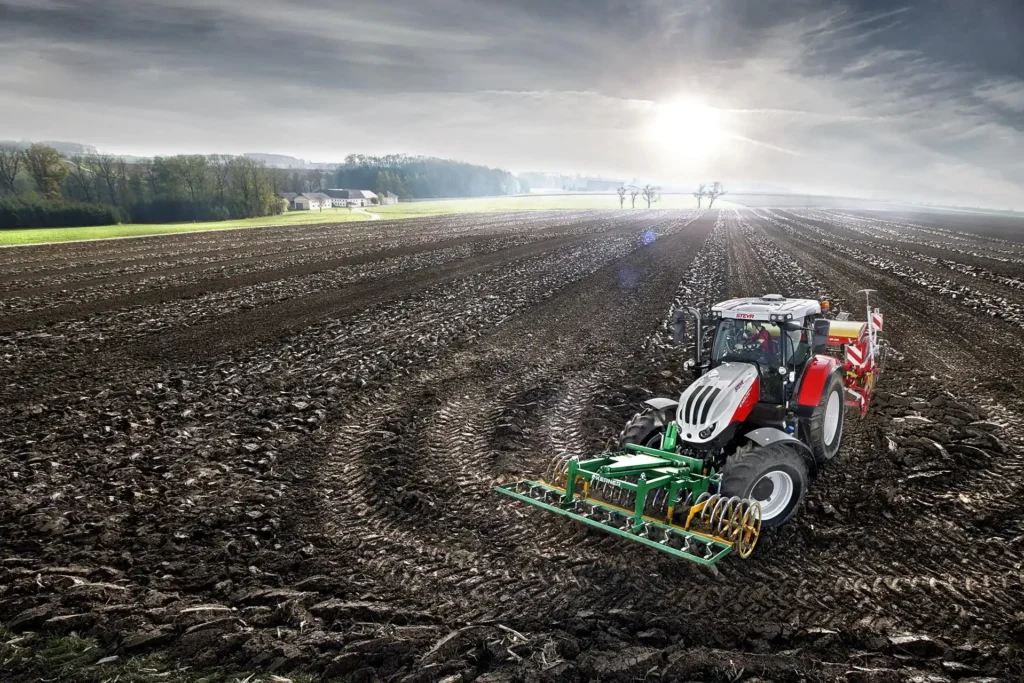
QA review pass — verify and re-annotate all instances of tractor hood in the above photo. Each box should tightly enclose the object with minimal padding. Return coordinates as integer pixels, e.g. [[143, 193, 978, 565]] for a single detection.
[[676, 363, 759, 444]]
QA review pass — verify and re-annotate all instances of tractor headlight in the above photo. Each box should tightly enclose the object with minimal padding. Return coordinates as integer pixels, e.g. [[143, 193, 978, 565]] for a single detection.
[[698, 424, 716, 439]]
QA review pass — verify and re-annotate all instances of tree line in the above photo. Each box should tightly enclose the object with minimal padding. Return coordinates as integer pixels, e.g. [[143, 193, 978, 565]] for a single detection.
[[612, 182, 726, 210], [692, 182, 726, 208], [0, 143, 284, 229], [331, 154, 525, 199], [616, 184, 661, 209], [268, 155, 524, 200]]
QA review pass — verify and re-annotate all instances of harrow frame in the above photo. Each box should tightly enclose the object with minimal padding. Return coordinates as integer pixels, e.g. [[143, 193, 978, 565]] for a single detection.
[[495, 425, 759, 566]]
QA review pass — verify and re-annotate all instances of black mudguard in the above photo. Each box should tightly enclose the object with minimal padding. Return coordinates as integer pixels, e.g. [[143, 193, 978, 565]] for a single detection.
[[643, 398, 680, 425], [744, 427, 816, 471]]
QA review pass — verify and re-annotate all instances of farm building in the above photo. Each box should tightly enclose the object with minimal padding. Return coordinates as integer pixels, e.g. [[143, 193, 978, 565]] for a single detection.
[[278, 189, 387, 209], [286, 192, 332, 210], [324, 189, 379, 207]]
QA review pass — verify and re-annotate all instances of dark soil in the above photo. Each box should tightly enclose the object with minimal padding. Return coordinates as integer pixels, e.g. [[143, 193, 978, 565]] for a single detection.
[[2, 208, 1023, 682]]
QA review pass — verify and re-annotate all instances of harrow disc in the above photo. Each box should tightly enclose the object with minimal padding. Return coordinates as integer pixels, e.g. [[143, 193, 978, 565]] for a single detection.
[[544, 456, 677, 521], [692, 492, 762, 556], [737, 501, 762, 558]]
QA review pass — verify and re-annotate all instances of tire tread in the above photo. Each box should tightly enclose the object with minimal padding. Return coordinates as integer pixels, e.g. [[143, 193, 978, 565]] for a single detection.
[[805, 370, 845, 463], [721, 442, 808, 527]]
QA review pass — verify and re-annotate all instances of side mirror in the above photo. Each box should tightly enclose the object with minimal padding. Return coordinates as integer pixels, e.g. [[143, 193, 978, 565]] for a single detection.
[[812, 319, 830, 354], [672, 310, 688, 344]]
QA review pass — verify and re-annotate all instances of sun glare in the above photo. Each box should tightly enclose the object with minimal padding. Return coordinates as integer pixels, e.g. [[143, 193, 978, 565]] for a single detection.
[[648, 98, 725, 161]]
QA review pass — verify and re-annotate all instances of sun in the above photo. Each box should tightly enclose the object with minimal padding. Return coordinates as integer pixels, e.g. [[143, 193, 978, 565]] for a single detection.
[[648, 97, 725, 161]]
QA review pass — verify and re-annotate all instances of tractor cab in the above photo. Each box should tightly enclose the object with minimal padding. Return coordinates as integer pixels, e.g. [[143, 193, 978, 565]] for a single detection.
[[707, 295, 823, 403]]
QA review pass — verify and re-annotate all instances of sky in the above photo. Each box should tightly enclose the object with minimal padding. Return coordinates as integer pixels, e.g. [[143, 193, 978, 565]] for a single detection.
[[2, 0, 1024, 208]]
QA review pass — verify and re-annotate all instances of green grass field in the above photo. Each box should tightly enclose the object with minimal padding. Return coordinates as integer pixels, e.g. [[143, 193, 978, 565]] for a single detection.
[[1, 194, 722, 246], [0, 208, 369, 246]]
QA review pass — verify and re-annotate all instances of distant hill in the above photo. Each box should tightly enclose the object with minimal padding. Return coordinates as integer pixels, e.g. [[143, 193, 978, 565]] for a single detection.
[[1, 140, 99, 156], [517, 171, 624, 191], [243, 153, 338, 169]]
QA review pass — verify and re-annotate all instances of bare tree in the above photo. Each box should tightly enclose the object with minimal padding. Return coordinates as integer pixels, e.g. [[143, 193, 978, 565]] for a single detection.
[[706, 181, 726, 208], [210, 155, 231, 202], [141, 158, 161, 197], [0, 146, 23, 194], [630, 187, 640, 209], [22, 143, 68, 198], [229, 157, 277, 218], [94, 155, 120, 207], [116, 157, 131, 209], [67, 155, 96, 202], [616, 186, 627, 209], [178, 155, 209, 204], [692, 183, 706, 209], [642, 184, 660, 208]]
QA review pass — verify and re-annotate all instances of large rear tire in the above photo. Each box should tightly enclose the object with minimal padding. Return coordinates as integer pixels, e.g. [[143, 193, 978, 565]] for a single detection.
[[618, 411, 665, 450], [720, 443, 808, 528], [806, 370, 845, 463]]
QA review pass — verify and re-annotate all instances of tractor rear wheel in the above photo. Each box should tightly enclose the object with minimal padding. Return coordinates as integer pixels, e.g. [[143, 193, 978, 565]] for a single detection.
[[805, 370, 845, 463], [720, 442, 808, 527], [618, 411, 665, 450]]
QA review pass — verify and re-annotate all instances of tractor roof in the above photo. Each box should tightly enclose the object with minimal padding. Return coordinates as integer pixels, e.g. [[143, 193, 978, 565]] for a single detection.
[[712, 294, 821, 322]]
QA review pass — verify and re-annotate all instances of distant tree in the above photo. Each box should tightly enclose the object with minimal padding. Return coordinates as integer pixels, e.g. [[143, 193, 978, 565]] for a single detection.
[[94, 155, 121, 208], [141, 158, 161, 197], [301, 169, 325, 193], [630, 187, 640, 209], [116, 157, 131, 210], [706, 181, 726, 208], [0, 194, 119, 228], [228, 157, 280, 218], [693, 183, 706, 209], [333, 154, 514, 199], [0, 146, 23, 195], [177, 155, 210, 204], [210, 155, 231, 202], [642, 184, 660, 208], [617, 186, 627, 208], [66, 155, 96, 203], [23, 143, 68, 198]]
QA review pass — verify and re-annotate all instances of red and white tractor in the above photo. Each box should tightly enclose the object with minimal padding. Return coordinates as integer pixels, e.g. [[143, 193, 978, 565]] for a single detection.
[[622, 291, 884, 527], [497, 291, 884, 564]]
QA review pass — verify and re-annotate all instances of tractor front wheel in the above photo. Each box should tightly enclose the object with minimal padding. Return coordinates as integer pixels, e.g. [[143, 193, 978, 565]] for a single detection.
[[805, 370, 845, 463], [721, 443, 808, 527], [618, 411, 666, 450]]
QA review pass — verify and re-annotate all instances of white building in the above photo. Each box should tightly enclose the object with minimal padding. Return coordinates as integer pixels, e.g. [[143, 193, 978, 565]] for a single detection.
[[325, 189, 379, 207], [290, 192, 332, 210]]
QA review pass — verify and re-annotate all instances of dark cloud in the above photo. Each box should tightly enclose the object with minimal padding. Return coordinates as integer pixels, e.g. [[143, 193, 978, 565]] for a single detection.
[[1, 0, 1023, 207]]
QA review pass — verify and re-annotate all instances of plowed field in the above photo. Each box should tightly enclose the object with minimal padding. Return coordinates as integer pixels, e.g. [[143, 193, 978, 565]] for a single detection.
[[2, 208, 1022, 682]]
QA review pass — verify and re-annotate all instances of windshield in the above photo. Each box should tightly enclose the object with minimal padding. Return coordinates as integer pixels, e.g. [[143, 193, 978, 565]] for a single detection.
[[711, 319, 785, 367]]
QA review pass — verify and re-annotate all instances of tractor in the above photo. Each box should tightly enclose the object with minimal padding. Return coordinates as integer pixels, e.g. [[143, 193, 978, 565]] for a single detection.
[[496, 291, 884, 565]]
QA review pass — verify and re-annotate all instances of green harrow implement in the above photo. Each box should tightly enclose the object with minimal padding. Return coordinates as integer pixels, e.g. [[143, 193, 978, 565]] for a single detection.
[[495, 425, 762, 566]]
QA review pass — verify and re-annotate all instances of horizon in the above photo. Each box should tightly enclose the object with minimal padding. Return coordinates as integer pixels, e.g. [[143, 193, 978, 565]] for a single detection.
[[2, 1, 1024, 210]]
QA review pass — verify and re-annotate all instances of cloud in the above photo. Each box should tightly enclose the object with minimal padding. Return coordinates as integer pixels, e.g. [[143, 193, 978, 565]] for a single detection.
[[0, 0, 1022, 208], [975, 80, 1024, 113]]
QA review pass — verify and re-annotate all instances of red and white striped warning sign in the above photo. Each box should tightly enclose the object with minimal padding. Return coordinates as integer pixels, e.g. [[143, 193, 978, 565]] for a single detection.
[[871, 312, 884, 331], [846, 342, 866, 368]]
